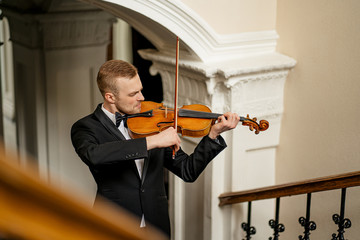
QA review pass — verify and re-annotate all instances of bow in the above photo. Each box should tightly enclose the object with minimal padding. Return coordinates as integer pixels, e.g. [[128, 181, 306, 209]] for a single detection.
[[115, 112, 128, 128]]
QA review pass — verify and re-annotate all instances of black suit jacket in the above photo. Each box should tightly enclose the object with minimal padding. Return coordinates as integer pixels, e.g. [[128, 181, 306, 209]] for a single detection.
[[71, 103, 226, 237]]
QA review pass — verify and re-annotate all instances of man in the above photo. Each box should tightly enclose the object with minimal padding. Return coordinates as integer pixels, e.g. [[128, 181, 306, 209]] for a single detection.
[[71, 60, 239, 237]]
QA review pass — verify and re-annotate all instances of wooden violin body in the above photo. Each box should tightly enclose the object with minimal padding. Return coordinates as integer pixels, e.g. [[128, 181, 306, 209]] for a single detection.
[[126, 101, 269, 139], [127, 101, 214, 138]]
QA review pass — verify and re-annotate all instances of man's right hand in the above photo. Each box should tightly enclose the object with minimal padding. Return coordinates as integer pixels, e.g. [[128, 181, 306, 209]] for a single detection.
[[146, 127, 181, 151]]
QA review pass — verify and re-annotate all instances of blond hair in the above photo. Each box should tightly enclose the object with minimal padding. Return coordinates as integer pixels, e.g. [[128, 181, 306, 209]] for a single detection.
[[97, 60, 138, 97]]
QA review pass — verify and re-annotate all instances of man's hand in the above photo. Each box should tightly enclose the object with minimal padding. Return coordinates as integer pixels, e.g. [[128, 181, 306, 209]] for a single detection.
[[208, 112, 240, 139], [146, 127, 181, 151]]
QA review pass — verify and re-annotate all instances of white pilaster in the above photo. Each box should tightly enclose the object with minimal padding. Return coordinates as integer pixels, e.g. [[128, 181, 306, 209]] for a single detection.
[[139, 49, 295, 240], [2, 7, 114, 200]]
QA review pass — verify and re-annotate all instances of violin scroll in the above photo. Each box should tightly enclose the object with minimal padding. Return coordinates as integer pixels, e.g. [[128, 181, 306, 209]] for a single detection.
[[241, 114, 269, 134]]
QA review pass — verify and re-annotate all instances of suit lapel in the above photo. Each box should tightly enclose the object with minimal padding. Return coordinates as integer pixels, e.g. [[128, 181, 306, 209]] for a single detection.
[[94, 104, 126, 141], [141, 151, 151, 186]]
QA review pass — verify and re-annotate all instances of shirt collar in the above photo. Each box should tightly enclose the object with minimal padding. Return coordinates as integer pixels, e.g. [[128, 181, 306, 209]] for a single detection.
[[101, 104, 116, 126]]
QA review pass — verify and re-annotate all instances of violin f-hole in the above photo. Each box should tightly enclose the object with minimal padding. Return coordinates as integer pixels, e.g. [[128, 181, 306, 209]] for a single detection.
[[157, 121, 174, 128]]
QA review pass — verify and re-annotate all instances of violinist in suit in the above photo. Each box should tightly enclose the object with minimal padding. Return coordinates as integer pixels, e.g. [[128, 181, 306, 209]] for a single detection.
[[71, 59, 240, 237]]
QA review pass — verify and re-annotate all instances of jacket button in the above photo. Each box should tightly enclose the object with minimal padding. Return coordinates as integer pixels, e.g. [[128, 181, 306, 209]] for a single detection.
[[141, 188, 145, 193]]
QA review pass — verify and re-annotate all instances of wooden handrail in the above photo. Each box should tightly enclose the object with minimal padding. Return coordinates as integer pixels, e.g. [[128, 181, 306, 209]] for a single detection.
[[0, 147, 168, 240], [219, 171, 360, 206]]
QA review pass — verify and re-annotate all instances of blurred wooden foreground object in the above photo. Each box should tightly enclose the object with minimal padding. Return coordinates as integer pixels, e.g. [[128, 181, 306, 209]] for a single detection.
[[0, 147, 167, 240]]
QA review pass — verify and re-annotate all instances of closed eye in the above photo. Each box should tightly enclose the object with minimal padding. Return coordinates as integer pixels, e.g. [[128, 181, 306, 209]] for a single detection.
[[129, 88, 143, 97]]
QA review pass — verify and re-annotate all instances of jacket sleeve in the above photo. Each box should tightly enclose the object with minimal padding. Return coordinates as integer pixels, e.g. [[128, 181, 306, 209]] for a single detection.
[[71, 118, 148, 167], [164, 135, 227, 182]]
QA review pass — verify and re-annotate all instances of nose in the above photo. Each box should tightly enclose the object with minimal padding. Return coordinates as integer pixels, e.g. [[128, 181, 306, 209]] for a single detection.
[[138, 91, 145, 101]]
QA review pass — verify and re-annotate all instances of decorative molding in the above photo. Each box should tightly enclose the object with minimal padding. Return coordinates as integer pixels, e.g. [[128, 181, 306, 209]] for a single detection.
[[139, 48, 295, 120], [227, 70, 291, 118], [40, 13, 113, 49], [0, 0, 98, 12], [146, 57, 212, 107], [2, 9, 114, 49], [46, 0, 99, 12], [82, 0, 279, 62], [2, 99, 15, 121]]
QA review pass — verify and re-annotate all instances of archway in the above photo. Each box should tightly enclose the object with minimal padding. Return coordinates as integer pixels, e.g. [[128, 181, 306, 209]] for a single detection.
[[0, 0, 296, 239]]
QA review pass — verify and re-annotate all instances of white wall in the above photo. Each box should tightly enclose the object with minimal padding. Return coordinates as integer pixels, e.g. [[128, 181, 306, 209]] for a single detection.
[[181, 0, 277, 34], [276, 0, 360, 239]]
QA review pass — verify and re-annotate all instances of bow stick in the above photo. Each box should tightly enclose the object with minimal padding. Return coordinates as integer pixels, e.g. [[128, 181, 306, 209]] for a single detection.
[[172, 36, 180, 159]]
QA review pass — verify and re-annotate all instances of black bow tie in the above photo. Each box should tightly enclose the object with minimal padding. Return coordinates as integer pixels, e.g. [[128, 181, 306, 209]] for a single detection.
[[115, 112, 128, 128]]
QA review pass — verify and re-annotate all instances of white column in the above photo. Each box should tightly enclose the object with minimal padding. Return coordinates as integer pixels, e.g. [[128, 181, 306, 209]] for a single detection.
[[0, 15, 17, 157], [3, 8, 114, 202]]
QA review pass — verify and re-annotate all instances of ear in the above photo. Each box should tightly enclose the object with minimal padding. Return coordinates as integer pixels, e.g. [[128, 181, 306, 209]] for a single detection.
[[104, 92, 115, 104]]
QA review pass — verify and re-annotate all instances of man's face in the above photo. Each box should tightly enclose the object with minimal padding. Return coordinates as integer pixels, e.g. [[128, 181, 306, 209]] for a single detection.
[[113, 74, 144, 115]]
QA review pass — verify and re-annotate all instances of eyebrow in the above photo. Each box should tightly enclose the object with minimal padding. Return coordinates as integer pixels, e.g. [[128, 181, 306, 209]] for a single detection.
[[128, 88, 143, 96]]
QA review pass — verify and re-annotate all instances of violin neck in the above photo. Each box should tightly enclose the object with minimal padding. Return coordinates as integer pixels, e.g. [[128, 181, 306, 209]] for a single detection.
[[178, 108, 221, 119], [178, 108, 246, 122]]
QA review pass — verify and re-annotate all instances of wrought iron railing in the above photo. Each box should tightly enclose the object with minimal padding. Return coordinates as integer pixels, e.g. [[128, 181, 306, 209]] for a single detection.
[[218, 171, 360, 240]]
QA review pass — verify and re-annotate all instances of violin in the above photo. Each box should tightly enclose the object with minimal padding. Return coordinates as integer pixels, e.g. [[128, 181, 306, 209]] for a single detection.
[[126, 101, 269, 139], [127, 37, 268, 157]]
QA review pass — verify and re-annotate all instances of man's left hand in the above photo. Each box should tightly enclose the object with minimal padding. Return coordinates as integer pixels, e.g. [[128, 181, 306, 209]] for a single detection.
[[208, 112, 240, 139]]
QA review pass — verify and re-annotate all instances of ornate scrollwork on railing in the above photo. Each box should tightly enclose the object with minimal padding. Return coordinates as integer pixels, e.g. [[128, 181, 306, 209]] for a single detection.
[[298, 216, 317, 240], [331, 188, 352, 240], [268, 219, 285, 240], [241, 201, 256, 240], [268, 198, 285, 240], [298, 193, 317, 240], [331, 214, 352, 240], [241, 222, 256, 240]]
